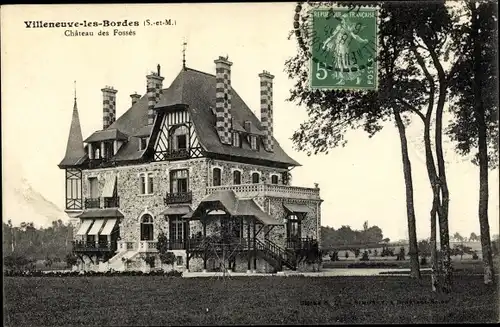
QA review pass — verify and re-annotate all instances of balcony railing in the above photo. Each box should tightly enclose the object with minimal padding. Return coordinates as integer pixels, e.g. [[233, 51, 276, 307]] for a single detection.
[[285, 237, 318, 250], [73, 241, 116, 252], [85, 198, 101, 209], [206, 183, 321, 200], [164, 191, 193, 205], [104, 197, 120, 208], [167, 148, 190, 160]]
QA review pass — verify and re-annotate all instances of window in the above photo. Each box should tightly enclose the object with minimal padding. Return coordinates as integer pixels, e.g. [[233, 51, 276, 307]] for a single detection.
[[249, 135, 258, 150], [233, 170, 241, 185], [140, 174, 146, 194], [139, 137, 149, 151], [213, 168, 221, 186], [140, 214, 154, 241], [251, 172, 260, 184], [232, 132, 241, 147], [103, 142, 113, 160], [169, 216, 185, 242], [170, 125, 189, 150], [147, 173, 154, 194], [176, 256, 184, 266], [89, 177, 99, 198], [271, 175, 279, 185], [93, 146, 101, 159], [170, 169, 189, 193], [286, 214, 301, 240], [139, 172, 154, 195]]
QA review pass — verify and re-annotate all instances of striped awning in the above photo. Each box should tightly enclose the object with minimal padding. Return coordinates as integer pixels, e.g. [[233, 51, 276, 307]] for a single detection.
[[100, 219, 117, 236], [101, 174, 117, 198], [76, 219, 94, 236], [87, 218, 106, 236]]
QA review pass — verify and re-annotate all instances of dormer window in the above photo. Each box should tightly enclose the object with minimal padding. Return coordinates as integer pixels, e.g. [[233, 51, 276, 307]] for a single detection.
[[232, 132, 241, 147], [248, 135, 258, 150], [139, 137, 149, 151]]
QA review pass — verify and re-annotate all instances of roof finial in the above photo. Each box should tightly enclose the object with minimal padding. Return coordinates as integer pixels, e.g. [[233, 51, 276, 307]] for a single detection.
[[157, 64, 161, 76], [182, 38, 187, 70], [74, 80, 77, 101]]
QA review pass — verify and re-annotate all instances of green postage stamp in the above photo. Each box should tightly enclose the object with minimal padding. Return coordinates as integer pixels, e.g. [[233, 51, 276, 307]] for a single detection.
[[310, 6, 378, 90]]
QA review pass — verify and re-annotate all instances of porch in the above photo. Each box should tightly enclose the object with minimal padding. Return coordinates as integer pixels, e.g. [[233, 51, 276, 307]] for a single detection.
[[183, 190, 317, 272]]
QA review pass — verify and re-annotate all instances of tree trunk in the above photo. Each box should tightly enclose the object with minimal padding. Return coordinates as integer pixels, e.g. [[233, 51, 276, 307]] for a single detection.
[[434, 72, 453, 293], [430, 190, 439, 292], [394, 109, 421, 279], [471, 1, 495, 285]]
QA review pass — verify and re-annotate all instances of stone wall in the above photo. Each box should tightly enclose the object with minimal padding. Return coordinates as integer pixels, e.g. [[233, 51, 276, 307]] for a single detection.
[[81, 158, 208, 243], [208, 159, 288, 186]]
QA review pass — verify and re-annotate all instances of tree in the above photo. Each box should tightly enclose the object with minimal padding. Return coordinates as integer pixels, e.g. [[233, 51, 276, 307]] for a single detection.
[[469, 232, 479, 242], [286, 1, 444, 282], [447, 0, 498, 286], [453, 232, 464, 243], [287, 1, 466, 292], [156, 232, 176, 271]]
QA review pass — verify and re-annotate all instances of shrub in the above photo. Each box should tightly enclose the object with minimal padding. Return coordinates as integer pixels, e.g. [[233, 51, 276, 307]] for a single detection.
[[420, 256, 428, 265], [344, 251, 349, 259], [360, 251, 369, 261], [65, 253, 78, 268], [144, 255, 156, 268], [472, 252, 479, 260]]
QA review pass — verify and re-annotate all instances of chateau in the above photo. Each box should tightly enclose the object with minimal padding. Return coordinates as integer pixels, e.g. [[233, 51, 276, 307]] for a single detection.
[[58, 56, 323, 273]]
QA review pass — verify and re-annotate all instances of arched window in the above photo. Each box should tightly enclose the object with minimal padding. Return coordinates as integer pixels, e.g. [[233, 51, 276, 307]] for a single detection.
[[271, 175, 279, 184], [169, 125, 189, 151], [233, 170, 241, 185], [213, 168, 222, 186], [252, 172, 260, 184], [140, 214, 154, 241]]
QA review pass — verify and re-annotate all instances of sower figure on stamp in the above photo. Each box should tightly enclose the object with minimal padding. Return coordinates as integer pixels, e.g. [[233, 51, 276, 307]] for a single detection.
[[322, 15, 369, 85]]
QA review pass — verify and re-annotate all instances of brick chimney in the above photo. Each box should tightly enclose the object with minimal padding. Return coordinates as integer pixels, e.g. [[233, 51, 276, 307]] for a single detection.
[[214, 56, 233, 145], [130, 92, 141, 106], [101, 86, 118, 130], [146, 65, 164, 125], [258, 70, 274, 152]]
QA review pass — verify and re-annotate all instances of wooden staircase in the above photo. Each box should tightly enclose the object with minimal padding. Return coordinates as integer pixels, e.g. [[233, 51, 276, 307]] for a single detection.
[[255, 239, 297, 271]]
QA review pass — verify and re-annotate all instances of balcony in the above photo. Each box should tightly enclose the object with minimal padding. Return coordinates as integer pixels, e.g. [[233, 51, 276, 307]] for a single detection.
[[164, 191, 193, 205], [285, 237, 318, 250], [72, 241, 116, 252], [84, 198, 101, 209], [206, 183, 321, 201], [155, 148, 190, 161], [104, 197, 120, 208]]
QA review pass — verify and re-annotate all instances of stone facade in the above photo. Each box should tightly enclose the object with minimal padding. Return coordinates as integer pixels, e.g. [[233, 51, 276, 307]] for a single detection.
[[75, 154, 322, 273]]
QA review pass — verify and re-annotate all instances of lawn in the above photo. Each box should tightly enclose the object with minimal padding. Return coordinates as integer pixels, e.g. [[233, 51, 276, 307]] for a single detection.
[[4, 275, 498, 326]]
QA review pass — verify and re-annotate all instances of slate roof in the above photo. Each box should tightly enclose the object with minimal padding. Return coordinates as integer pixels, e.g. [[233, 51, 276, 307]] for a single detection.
[[84, 128, 129, 143], [59, 99, 87, 168], [64, 65, 300, 167], [153, 68, 300, 166]]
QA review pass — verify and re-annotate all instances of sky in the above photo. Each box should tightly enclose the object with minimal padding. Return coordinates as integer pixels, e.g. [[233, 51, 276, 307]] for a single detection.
[[1, 3, 499, 241]]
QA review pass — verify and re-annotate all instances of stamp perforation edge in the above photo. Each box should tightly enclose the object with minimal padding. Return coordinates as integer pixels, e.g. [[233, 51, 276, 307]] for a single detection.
[[305, 3, 380, 92]]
